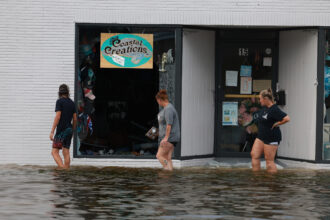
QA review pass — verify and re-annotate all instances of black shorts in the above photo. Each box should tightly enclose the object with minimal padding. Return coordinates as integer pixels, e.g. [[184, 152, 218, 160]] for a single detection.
[[62, 133, 73, 149], [169, 142, 177, 147]]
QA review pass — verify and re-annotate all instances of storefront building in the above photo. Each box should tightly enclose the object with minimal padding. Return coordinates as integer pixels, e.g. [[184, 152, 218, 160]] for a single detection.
[[1, 1, 330, 167]]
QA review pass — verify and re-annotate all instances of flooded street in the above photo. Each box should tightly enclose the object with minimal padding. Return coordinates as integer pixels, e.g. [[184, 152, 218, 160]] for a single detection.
[[0, 165, 330, 219]]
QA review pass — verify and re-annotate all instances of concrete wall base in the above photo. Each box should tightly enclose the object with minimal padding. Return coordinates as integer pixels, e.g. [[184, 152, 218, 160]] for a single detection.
[[277, 159, 330, 170], [71, 157, 216, 168]]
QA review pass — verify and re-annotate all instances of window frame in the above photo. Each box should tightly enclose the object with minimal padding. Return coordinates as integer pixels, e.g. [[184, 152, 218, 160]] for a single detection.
[[73, 23, 183, 159]]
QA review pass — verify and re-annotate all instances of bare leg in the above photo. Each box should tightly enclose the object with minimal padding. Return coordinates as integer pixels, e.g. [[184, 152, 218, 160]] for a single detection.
[[156, 143, 169, 169], [165, 144, 174, 171], [264, 144, 278, 173], [62, 148, 71, 169], [51, 148, 64, 168], [250, 138, 264, 171]]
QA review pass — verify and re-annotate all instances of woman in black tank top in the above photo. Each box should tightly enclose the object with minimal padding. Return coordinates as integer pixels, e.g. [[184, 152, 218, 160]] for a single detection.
[[251, 88, 290, 173]]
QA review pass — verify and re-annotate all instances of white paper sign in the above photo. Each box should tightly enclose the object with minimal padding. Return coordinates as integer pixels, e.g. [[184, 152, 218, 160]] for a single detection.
[[226, 71, 238, 87], [240, 77, 252, 94], [112, 54, 125, 66], [263, 57, 272, 67]]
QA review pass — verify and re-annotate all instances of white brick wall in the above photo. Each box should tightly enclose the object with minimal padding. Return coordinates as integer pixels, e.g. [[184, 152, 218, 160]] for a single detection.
[[0, 0, 330, 166]]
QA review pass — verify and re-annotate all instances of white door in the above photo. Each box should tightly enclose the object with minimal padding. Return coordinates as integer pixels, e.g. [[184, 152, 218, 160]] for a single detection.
[[277, 29, 318, 160], [181, 29, 215, 157]]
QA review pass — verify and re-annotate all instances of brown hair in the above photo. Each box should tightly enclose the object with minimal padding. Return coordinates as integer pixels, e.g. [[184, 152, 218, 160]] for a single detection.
[[155, 89, 168, 101], [58, 84, 70, 98], [260, 88, 275, 102]]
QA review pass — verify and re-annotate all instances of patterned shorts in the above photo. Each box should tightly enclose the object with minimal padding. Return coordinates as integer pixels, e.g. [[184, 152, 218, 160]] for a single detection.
[[52, 128, 73, 149]]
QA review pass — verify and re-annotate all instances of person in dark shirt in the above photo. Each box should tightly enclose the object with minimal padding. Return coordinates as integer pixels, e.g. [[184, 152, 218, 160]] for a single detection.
[[50, 84, 77, 169], [251, 88, 290, 173]]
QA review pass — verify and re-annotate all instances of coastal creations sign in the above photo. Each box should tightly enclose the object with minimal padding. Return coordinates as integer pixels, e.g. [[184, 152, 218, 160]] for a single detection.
[[100, 33, 153, 69]]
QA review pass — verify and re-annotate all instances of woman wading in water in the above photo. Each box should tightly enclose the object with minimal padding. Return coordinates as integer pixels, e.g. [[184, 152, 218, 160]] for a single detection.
[[50, 84, 77, 169], [155, 90, 180, 171], [251, 88, 290, 173]]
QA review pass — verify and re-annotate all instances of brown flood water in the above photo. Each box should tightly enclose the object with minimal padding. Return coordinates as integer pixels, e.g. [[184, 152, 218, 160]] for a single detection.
[[0, 165, 330, 219]]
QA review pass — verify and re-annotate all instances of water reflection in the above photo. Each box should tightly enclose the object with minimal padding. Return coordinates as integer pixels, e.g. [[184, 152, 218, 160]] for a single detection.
[[0, 165, 330, 219]]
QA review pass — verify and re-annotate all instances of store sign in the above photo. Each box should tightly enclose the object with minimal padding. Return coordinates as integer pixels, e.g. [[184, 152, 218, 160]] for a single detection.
[[100, 33, 153, 69]]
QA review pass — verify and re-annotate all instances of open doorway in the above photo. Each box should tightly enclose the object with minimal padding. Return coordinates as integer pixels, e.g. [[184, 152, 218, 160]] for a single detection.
[[215, 30, 278, 157]]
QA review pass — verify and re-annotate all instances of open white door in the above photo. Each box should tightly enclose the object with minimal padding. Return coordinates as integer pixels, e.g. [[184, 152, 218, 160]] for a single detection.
[[278, 29, 318, 160], [181, 29, 215, 157]]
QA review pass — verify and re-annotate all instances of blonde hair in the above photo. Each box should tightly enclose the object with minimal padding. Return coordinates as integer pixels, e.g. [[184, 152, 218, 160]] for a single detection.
[[260, 88, 275, 102]]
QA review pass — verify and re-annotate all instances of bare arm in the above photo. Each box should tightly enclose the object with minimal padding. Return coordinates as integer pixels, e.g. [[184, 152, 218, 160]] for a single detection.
[[272, 115, 290, 129], [50, 111, 61, 140], [72, 113, 77, 131], [162, 124, 172, 143]]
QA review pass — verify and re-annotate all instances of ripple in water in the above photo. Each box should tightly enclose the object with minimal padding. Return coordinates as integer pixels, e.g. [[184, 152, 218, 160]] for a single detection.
[[0, 165, 330, 219]]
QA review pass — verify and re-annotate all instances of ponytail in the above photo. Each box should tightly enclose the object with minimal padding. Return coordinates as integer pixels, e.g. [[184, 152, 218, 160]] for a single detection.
[[260, 88, 275, 102]]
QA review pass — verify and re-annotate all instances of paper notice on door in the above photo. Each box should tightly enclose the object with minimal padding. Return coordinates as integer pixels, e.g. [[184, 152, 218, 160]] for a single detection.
[[240, 65, 252, 77], [263, 57, 272, 67], [253, 80, 272, 92], [112, 54, 125, 66], [222, 102, 238, 126], [240, 77, 252, 94], [225, 70, 238, 87]]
